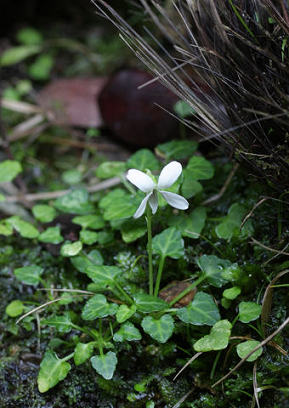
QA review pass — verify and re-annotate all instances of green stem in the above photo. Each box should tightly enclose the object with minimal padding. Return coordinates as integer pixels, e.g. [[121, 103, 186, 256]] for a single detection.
[[62, 352, 74, 362], [146, 207, 154, 295], [210, 351, 221, 380], [98, 321, 103, 356], [154, 256, 166, 297], [168, 275, 205, 307], [113, 282, 133, 305]]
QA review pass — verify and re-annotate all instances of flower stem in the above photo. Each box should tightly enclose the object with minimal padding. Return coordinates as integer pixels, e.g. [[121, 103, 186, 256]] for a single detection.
[[154, 256, 166, 297], [146, 207, 154, 295], [113, 282, 133, 305], [168, 275, 205, 307]]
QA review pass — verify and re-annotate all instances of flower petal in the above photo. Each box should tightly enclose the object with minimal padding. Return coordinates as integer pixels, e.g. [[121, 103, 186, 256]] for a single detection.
[[149, 191, 158, 214], [157, 161, 182, 189], [127, 169, 155, 193], [133, 193, 152, 218], [160, 191, 189, 210]]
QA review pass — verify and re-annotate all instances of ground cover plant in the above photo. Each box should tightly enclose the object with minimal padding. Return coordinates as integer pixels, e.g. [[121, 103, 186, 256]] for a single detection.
[[1, 2, 289, 408]]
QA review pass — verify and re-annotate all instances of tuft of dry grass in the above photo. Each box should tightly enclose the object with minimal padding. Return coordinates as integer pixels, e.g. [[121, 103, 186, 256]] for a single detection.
[[93, 0, 289, 190]]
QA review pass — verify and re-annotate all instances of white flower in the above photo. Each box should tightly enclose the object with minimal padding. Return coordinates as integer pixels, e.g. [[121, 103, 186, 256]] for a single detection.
[[126, 161, 189, 218]]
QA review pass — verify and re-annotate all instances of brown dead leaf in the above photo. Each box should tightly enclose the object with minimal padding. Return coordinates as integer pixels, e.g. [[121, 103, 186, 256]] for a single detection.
[[159, 281, 197, 307]]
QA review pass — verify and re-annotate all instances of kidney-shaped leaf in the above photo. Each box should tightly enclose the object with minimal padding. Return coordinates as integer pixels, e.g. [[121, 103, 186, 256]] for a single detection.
[[91, 351, 117, 380], [141, 314, 174, 343], [197, 255, 230, 287], [152, 227, 184, 259], [176, 292, 220, 326], [82, 294, 118, 320], [239, 301, 261, 323], [194, 320, 232, 352], [37, 351, 71, 393], [236, 340, 263, 362]]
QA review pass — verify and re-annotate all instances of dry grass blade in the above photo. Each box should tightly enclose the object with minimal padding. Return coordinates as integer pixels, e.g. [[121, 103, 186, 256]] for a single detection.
[[240, 197, 268, 229], [250, 238, 289, 257], [0, 99, 42, 114], [253, 361, 260, 408], [261, 269, 289, 335], [172, 389, 194, 408], [212, 315, 289, 388], [173, 352, 202, 381]]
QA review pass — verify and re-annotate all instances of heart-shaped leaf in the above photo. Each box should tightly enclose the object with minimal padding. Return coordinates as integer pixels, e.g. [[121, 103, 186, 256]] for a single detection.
[[236, 340, 263, 362], [223, 286, 241, 300], [5, 300, 24, 317], [54, 189, 94, 214], [157, 139, 198, 160], [168, 207, 206, 238], [0, 160, 22, 182], [176, 292, 220, 326], [152, 227, 184, 259], [14, 265, 43, 285], [38, 226, 63, 244], [215, 203, 254, 241], [96, 161, 126, 179], [74, 342, 95, 366], [37, 351, 71, 393], [32, 204, 56, 223], [141, 314, 174, 343], [82, 294, 118, 320], [186, 156, 214, 180], [127, 149, 160, 171], [7, 216, 39, 239], [72, 214, 105, 230], [193, 320, 232, 352], [60, 241, 82, 257], [133, 293, 168, 313], [196, 255, 230, 287], [85, 265, 121, 286], [71, 250, 103, 273], [99, 189, 141, 221], [42, 313, 73, 333], [239, 301, 261, 323], [116, 304, 137, 323], [91, 351, 117, 380], [113, 322, 142, 342]]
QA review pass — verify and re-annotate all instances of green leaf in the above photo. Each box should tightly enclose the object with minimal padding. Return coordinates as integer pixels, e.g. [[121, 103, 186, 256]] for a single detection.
[[156, 140, 198, 160], [174, 100, 196, 118], [181, 172, 203, 199], [215, 203, 254, 241], [72, 214, 105, 230], [82, 294, 118, 320], [28, 53, 54, 80], [37, 351, 71, 393], [193, 320, 232, 352], [133, 293, 168, 313], [91, 351, 117, 380], [16, 27, 43, 45], [0, 160, 22, 182], [176, 292, 220, 326], [96, 161, 126, 179], [14, 265, 43, 285], [152, 227, 184, 259], [42, 313, 73, 333], [0, 221, 13, 236], [54, 189, 94, 215], [236, 340, 263, 362], [141, 314, 174, 343], [120, 218, 147, 243], [127, 149, 160, 172], [116, 304, 137, 323], [0, 45, 41, 66], [38, 226, 63, 244], [70, 250, 103, 273], [223, 286, 241, 300], [32, 204, 56, 223], [6, 300, 24, 317], [60, 241, 82, 257], [168, 207, 206, 238], [99, 189, 140, 221], [61, 169, 82, 185], [196, 255, 230, 287], [74, 342, 95, 366], [80, 230, 98, 245], [113, 322, 142, 342], [6, 216, 39, 239], [186, 156, 214, 180], [239, 301, 261, 323], [85, 265, 121, 286]]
